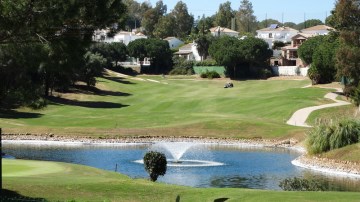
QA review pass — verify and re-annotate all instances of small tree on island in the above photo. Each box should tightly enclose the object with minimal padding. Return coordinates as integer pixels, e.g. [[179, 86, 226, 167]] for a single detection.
[[143, 151, 167, 182]]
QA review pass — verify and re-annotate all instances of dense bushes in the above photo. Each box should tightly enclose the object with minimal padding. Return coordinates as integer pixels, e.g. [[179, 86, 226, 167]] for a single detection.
[[194, 59, 218, 66], [306, 119, 360, 154], [143, 151, 167, 182], [279, 177, 326, 191], [169, 57, 194, 75], [200, 70, 221, 79]]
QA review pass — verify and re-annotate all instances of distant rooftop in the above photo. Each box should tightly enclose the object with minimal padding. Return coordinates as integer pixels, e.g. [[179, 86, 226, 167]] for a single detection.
[[257, 26, 298, 32], [210, 26, 239, 34], [301, 25, 335, 32]]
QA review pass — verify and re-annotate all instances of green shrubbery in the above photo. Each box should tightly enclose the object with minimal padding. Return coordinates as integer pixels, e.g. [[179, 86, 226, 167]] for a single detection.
[[143, 151, 167, 182], [194, 59, 218, 66], [306, 119, 360, 154], [279, 177, 326, 191], [200, 70, 221, 79], [169, 57, 194, 75]]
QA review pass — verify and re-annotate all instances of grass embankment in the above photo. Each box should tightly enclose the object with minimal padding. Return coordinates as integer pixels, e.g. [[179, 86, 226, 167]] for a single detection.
[[0, 74, 331, 140], [3, 159, 360, 202]]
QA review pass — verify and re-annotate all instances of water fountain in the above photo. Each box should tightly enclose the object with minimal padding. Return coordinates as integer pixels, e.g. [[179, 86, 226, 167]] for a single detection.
[[134, 142, 224, 167]]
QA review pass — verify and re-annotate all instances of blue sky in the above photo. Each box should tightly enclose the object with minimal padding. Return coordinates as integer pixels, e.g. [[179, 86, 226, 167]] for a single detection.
[[140, 0, 336, 24]]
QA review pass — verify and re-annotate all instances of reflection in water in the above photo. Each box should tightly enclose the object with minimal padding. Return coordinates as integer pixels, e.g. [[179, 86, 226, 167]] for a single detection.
[[2, 143, 360, 191]]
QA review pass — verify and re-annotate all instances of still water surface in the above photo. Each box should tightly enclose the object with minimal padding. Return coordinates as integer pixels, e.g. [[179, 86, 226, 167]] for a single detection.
[[3, 142, 360, 191]]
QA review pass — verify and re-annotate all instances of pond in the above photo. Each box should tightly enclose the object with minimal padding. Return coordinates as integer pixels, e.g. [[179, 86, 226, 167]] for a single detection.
[[3, 141, 360, 191]]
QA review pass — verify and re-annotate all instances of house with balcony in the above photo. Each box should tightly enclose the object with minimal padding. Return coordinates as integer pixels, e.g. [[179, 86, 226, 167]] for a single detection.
[[271, 33, 313, 67]]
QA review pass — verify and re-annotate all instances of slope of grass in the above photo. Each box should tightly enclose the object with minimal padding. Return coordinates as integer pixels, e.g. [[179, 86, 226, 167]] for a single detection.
[[0, 75, 331, 139], [3, 159, 360, 202], [319, 143, 360, 163]]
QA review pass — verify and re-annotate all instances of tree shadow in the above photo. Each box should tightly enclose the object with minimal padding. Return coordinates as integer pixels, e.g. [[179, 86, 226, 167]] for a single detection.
[[69, 85, 131, 97], [1, 189, 47, 201], [104, 76, 136, 85], [0, 109, 43, 119], [47, 97, 129, 109]]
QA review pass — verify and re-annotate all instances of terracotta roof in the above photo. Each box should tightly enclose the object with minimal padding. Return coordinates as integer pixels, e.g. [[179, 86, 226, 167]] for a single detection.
[[291, 33, 314, 40], [164, 37, 178, 40], [210, 26, 239, 34], [301, 25, 335, 32], [257, 26, 298, 32], [179, 43, 193, 51]]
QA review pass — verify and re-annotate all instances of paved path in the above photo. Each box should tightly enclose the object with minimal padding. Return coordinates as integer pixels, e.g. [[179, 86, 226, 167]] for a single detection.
[[287, 87, 351, 127]]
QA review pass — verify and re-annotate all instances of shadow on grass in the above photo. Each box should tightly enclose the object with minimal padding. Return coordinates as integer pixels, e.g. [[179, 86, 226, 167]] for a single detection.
[[47, 97, 129, 109], [69, 85, 131, 97], [104, 76, 136, 85], [0, 109, 43, 119], [1, 189, 47, 201]]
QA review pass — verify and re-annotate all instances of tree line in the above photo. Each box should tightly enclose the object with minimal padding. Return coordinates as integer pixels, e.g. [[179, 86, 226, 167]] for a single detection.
[[0, 0, 127, 108], [297, 0, 360, 107], [124, 0, 330, 40]]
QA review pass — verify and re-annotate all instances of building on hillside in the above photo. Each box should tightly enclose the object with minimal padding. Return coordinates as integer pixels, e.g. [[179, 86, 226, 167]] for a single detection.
[[271, 33, 314, 67], [174, 43, 201, 61], [301, 25, 335, 36], [164, 37, 184, 49], [256, 24, 299, 50], [210, 26, 239, 37], [93, 29, 147, 45]]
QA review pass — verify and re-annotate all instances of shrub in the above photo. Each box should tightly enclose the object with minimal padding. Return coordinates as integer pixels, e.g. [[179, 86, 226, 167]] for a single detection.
[[170, 57, 194, 75], [279, 177, 326, 191], [306, 119, 360, 154], [259, 68, 273, 79], [143, 151, 167, 182], [329, 119, 360, 150], [308, 66, 321, 85], [200, 70, 220, 79], [194, 59, 218, 66]]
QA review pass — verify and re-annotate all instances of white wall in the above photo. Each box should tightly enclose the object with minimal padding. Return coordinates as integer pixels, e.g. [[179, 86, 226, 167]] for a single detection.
[[272, 66, 309, 77]]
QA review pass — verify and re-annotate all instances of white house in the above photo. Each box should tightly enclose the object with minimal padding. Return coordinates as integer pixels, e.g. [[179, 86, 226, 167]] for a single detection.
[[210, 26, 239, 37], [93, 29, 147, 45], [256, 24, 299, 49], [164, 37, 184, 49], [301, 25, 335, 36], [174, 43, 201, 61]]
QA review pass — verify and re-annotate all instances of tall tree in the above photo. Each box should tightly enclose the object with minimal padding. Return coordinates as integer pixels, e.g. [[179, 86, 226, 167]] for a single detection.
[[123, 0, 143, 30], [214, 1, 235, 29], [141, 0, 167, 36], [195, 34, 215, 60], [171, 1, 194, 39], [236, 0, 258, 35], [335, 0, 360, 101], [209, 36, 243, 78], [153, 15, 176, 38], [0, 0, 127, 107]]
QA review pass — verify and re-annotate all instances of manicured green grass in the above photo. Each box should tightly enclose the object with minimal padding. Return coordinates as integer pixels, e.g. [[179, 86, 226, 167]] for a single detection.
[[0, 75, 333, 139], [3, 159, 360, 202]]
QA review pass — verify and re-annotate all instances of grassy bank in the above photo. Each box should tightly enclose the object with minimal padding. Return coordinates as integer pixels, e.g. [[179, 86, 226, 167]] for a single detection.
[[0, 74, 331, 140], [3, 159, 360, 202]]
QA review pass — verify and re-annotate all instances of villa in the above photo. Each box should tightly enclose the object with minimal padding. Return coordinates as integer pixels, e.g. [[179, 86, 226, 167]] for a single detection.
[[93, 29, 147, 45]]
